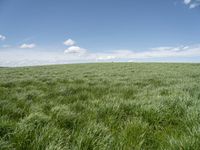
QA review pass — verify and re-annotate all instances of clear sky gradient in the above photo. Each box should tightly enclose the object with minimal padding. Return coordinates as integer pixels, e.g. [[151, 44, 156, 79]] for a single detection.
[[0, 0, 200, 66]]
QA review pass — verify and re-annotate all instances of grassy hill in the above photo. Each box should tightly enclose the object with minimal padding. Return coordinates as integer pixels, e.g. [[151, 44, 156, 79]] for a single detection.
[[0, 63, 200, 149]]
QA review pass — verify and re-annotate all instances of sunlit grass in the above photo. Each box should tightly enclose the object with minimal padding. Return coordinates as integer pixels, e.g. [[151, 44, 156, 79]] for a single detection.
[[0, 63, 200, 149]]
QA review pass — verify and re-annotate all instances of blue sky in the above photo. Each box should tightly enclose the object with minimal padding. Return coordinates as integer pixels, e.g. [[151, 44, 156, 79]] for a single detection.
[[0, 0, 200, 66]]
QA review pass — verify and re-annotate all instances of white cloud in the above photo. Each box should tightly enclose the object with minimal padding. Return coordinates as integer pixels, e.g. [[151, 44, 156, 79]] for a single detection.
[[184, 0, 191, 5], [85, 45, 200, 61], [183, 0, 200, 8], [64, 46, 87, 55], [63, 39, 75, 46], [0, 44, 200, 67], [0, 35, 6, 41], [151, 46, 186, 52], [2, 45, 11, 48], [20, 43, 36, 49], [152, 47, 174, 51], [189, 3, 200, 8]]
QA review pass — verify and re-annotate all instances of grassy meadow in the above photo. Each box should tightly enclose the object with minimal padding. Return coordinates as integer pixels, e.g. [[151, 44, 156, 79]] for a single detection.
[[0, 63, 200, 149]]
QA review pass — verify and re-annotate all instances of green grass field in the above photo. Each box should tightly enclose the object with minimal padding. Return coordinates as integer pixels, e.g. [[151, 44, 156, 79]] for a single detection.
[[0, 63, 200, 149]]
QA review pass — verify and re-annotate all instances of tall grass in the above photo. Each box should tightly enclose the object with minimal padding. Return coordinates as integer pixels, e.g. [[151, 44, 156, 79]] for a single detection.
[[0, 63, 200, 149]]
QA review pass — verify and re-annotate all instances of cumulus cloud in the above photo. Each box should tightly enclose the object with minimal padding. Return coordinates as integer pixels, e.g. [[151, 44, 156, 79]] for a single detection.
[[63, 39, 86, 55], [183, 0, 200, 8], [0, 35, 6, 41], [20, 43, 36, 49], [64, 46, 87, 55], [63, 39, 75, 46]]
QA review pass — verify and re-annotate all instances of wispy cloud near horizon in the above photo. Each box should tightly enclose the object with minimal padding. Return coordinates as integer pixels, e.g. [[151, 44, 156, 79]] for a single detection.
[[20, 43, 36, 49], [0, 44, 200, 67]]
